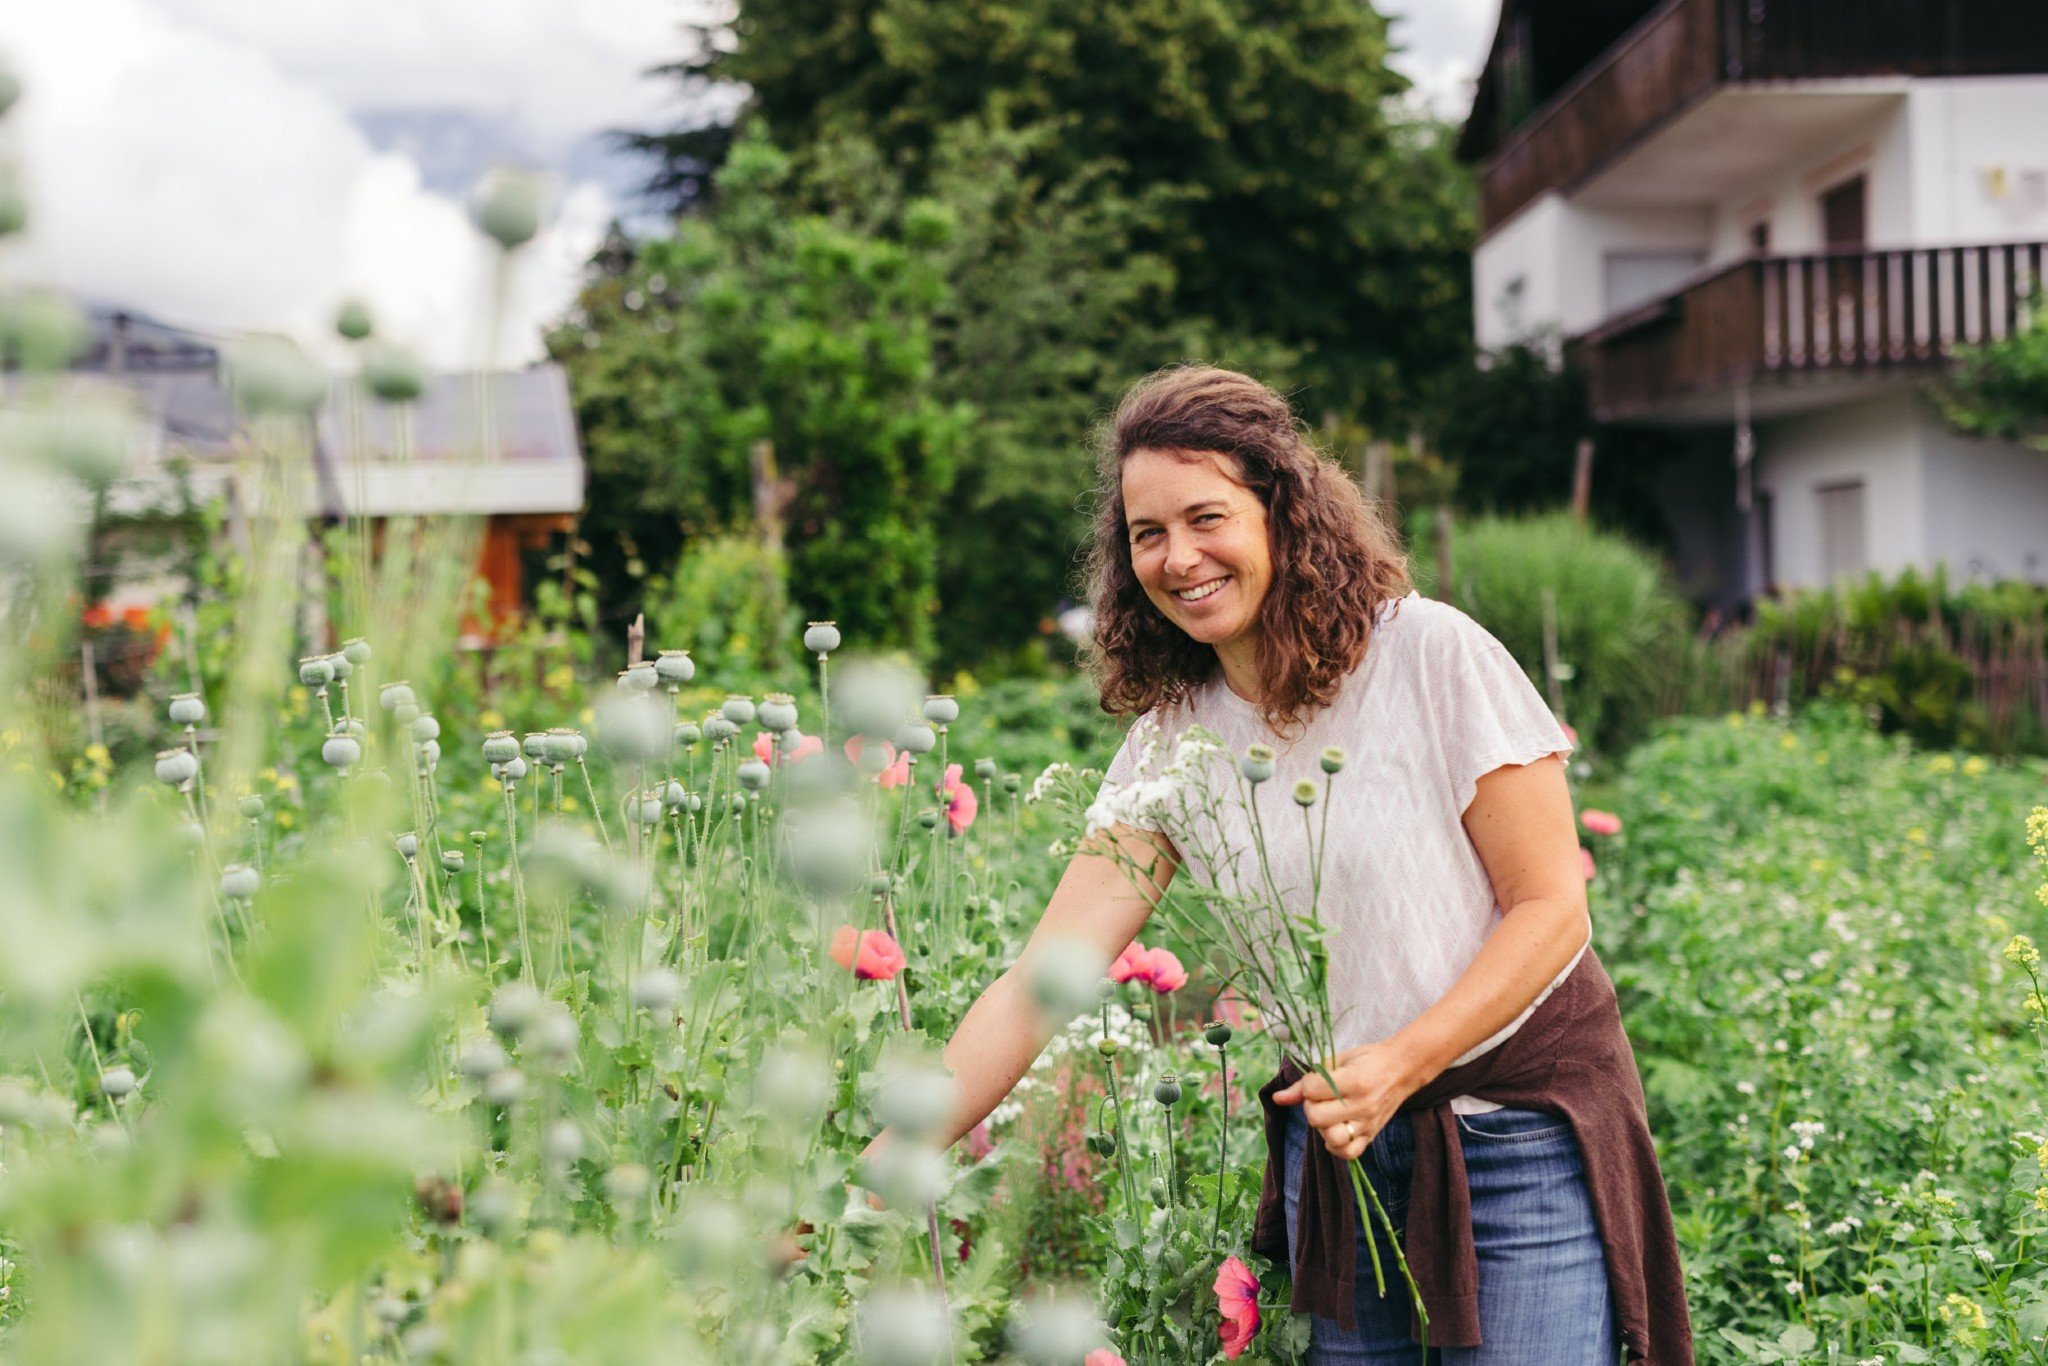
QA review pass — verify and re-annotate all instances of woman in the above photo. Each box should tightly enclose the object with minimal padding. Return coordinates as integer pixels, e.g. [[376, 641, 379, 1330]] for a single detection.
[[875, 367, 1690, 1363]]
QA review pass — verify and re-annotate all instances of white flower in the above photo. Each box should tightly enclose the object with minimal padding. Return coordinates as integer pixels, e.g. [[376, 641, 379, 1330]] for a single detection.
[[1027, 763, 1074, 805], [1736, 1080, 1756, 1095], [1783, 1144, 1803, 1162]]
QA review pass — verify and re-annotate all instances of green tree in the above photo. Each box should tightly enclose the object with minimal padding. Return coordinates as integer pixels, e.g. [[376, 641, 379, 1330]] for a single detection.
[[1940, 313, 2048, 449], [552, 135, 969, 657], [638, 0, 1475, 428]]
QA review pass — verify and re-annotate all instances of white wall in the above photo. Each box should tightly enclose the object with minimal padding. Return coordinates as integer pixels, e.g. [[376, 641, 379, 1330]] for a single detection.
[[1756, 393, 1927, 589], [1474, 195, 1711, 349], [1919, 409, 2048, 585], [1905, 77, 2048, 246], [1704, 102, 1912, 264]]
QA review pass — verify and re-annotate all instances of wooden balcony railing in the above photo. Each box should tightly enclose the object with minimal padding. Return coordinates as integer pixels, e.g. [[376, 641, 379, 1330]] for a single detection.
[[1581, 241, 2048, 421], [1472, 0, 2048, 233]]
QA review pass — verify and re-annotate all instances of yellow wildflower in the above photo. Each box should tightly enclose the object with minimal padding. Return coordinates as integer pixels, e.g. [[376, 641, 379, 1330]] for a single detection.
[[1813, 751, 1830, 766], [85, 744, 111, 767], [2005, 935, 2041, 969], [1906, 827, 1927, 845], [1726, 713, 1746, 728], [1962, 755, 1988, 777], [2025, 992, 2046, 1018], [2028, 807, 2048, 854], [1778, 734, 1799, 751], [1748, 699, 1768, 717], [2033, 1187, 2048, 1213], [481, 710, 505, 731], [1928, 753, 1957, 775]]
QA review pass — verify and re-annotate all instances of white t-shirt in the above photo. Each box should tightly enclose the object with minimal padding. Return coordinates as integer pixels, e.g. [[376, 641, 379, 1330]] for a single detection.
[[1098, 593, 1582, 1111]]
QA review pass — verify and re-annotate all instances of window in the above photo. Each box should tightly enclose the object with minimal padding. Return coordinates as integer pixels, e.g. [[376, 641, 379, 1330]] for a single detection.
[[1602, 251, 1706, 317], [1749, 220, 1771, 254], [1497, 275, 1526, 335], [1815, 480, 1868, 582]]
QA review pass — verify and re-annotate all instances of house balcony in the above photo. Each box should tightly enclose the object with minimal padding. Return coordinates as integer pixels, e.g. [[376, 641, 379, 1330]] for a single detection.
[[1577, 239, 2048, 422], [1466, 0, 2048, 234]]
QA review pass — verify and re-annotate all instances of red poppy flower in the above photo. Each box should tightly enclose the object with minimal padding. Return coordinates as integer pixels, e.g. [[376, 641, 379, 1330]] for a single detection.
[[1214, 1255, 1260, 1359], [828, 926, 905, 980]]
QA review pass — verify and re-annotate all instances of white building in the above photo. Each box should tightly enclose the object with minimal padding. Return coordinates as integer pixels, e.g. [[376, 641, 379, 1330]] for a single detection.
[[1459, 0, 2048, 605]]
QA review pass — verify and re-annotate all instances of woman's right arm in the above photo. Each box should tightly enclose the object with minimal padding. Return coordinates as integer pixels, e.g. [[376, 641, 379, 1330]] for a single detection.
[[866, 823, 1180, 1160]]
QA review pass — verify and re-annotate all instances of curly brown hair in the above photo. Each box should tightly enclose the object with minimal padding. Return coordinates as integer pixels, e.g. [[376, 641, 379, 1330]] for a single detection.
[[1084, 366, 1411, 730]]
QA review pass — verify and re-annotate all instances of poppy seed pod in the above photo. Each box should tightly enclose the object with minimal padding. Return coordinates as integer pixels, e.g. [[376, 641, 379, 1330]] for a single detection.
[[326, 652, 353, 681], [597, 698, 668, 760], [618, 662, 657, 693], [394, 701, 419, 725], [672, 722, 701, 749], [238, 795, 264, 820], [728, 794, 748, 816], [168, 693, 206, 726], [100, 1066, 137, 1099], [395, 833, 418, 860], [321, 734, 361, 769], [631, 968, 679, 1010], [1096, 1036, 1118, 1058], [1293, 780, 1318, 807], [458, 1039, 508, 1079], [653, 650, 694, 685], [154, 748, 199, 786], [758, 694, 799, 733], [521, 732, 548, 760], [496, 755, 529, 783], [342, 638, 372, 666], [975, 757, 998, 781], [473, 167, 546, 250], [1002, 773, 1022, 794], [736, 759, 771, 793], [481, 732, 521, 764], [219, 863, 260, 900], [338, 716, 367, 739], [442, 849, 465, 874], [410, 714, 440, 743], [659, 780, 686, 810], [226, 336, 325, 417], [335, 299, 373, 341], [418, 739, 440, 773], [721, 695, 756, 725], [632, 794, 663, 826], [702, 715, 738, 745], [1154, 1073, 1182, 1107], [803, 621, 840, 655], [918, 810, 938, 831], [298, 656, 334, 687], [364, 345, 426, 403], [543, 728, 584, 763], [1239, 744, 1277, 784], [487, 981, 541, 1037], [378, 681, 415, 713], [176, 820, 205, 847], [1205, 1020, 1235, 1047], [922, 695, 959, 725], [1321, 746, 1348, 774], [896, 720, 936, 754]]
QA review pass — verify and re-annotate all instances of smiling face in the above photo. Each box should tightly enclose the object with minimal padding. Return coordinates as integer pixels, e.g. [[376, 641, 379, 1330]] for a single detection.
[[1121, 446, 1273, 666]]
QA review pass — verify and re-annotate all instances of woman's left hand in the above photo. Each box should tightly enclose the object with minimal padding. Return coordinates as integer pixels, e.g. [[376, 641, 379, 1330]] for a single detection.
[[1271, 1041, 1422, 1161]]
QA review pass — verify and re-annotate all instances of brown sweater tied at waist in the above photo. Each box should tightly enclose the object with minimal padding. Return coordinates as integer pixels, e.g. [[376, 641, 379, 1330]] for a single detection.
[[1248, 951, 1693, 1363]]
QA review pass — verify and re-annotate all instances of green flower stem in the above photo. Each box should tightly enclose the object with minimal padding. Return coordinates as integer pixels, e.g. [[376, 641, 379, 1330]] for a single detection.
[[1213, 1042, 1230, 1247], [576, 756, 612, 853], [501, 784, 534, 984]]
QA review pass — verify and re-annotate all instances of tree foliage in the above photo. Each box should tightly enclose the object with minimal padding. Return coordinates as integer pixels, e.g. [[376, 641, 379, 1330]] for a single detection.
[[551, 136, 968, 657], [1940, 317, 2048, 450]]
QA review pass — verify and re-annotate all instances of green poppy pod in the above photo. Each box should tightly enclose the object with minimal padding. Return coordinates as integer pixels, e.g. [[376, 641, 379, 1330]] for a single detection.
[[298, 656, 334, 687], [653, 649, 694, 685], [168, 693, 206, 726], [922, 695, 959, 725], [1239, 744, 1277, 784], [803, 621, 840, 654], [481, 732, 521, 764]]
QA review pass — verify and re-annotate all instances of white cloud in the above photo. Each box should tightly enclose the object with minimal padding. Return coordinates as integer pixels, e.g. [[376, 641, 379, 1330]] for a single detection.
[[1384, 0, 1493, 119], [0, 0, 627, 370]]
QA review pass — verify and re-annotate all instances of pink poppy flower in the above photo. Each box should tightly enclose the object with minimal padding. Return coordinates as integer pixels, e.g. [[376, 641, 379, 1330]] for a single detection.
[[1580, 808, 1623, 837], [1142, 947, 1187, 994], [939, 762, 979, 834], [964, 1122, 995, 1162], [1560, 722, 1579, 746], [1580, 847, 1597, 881], [1109, 943, 1187, 993], [1084, 1353, 1127, 1366], [756, 730, 823, 765], [829, 926, 906, 980], [1214, 1256, 1260, 1359], [843, 736, 909, 785]]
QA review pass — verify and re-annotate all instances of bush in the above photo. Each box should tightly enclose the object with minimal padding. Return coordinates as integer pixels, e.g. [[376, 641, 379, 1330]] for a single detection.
[[1409, 511, 1691, 753]]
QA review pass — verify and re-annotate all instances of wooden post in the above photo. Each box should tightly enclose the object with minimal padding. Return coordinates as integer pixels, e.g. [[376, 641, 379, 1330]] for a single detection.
[[626, 613, 645, 667], [1570, 437, 1594, 525], [1362, 440, 1388, 504]]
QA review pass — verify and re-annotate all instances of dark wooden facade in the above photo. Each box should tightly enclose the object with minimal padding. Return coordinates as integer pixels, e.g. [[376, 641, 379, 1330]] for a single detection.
[[1581, 240, 2048, 420], [1464, 0, 2048, 234]]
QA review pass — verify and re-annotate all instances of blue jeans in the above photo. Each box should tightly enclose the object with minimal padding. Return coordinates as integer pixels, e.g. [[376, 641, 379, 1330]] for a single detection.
[[1281, 1104, 1619, 1364]]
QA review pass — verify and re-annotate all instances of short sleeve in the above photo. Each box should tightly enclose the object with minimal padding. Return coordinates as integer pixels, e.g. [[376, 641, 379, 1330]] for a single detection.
[[1426, 613, 1574, 817]]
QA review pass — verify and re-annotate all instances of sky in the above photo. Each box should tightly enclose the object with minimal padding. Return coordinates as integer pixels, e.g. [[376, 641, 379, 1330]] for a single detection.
[[0, 0, 1494, 373]]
